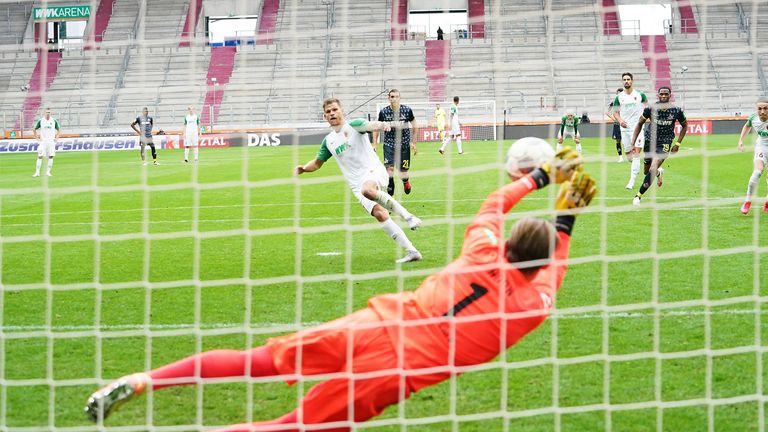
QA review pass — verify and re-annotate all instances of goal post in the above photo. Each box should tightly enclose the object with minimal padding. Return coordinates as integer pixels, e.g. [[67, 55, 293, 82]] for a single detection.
[[375, 100, 497, 142]]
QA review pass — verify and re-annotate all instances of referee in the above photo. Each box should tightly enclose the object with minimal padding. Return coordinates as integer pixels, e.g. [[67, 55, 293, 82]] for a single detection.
[[373, 89, 418, 196]]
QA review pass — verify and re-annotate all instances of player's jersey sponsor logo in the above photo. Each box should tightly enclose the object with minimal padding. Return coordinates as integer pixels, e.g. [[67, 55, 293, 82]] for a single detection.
[[334, 142, 349, 155]]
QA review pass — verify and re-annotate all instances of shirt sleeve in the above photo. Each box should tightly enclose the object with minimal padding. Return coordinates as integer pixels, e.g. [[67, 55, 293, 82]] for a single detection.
[[316, 138, 332, 162], [676, 109, 687, 123], [197, 116, 200, 125], [406, 107, 415, 122], [642, 107, 652, 119], [132, 117, 139, 126], [54, 119, 60, 130], [33, 119, 41, 130], [747, 114, 755, 127], [460, 175, 540, 263], [348, 118, 368, 134], [559, 117, 566, 135], [611, 96, 620, 112], [640, 91, 648, 103], [184, 117, 188, 125], [378, 110, 385, 122]]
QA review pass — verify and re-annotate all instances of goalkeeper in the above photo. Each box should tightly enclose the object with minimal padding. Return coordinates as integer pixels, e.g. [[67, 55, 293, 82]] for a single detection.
[[85, 148, 596, 432]]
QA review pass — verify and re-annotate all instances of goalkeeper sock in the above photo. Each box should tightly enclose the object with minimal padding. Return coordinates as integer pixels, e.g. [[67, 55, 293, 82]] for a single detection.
[[184, 147, 189, 160], [375, 190, 412, 220], [381, 218, 415, 251], [456, 137, 463, 153], [149, 346, 277, 390], [35, 158, 42, 174], [746, 169, 762, 201], [194, 146, 199, 160]]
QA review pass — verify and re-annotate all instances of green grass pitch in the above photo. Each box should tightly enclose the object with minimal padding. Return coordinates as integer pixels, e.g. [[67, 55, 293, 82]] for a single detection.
[[1, 135, 767, 431]]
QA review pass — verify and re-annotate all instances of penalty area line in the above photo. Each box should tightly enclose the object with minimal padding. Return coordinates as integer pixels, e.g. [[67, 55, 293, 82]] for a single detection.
[[2, 308, 764, 333]]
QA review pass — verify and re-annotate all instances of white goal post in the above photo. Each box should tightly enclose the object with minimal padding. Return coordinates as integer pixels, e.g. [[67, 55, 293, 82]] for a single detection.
[[375, 100, 497, 142]]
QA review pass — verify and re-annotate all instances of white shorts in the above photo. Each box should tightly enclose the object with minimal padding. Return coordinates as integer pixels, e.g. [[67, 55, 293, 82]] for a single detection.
[[450, 119, 460, 136], [185, 134, 199, 147], [351, 167, 388, 215], [621, 127, 643, 153], [754, 144, 768, 165], [37, 141, 55, 157], [558, 129, 580, 140]]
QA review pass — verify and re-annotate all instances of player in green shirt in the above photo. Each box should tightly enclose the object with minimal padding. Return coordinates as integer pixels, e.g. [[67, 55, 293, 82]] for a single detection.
[[556, 109, 581, 154]]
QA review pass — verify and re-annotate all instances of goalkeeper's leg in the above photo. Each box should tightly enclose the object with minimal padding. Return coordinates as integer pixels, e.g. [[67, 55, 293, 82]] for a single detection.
[[85, 347, 279, 421]]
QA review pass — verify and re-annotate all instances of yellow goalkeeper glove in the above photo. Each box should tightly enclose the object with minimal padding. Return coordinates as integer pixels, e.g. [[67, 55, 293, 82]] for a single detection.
[[540, 147, 583, 184], [556, 171, 597, 211]]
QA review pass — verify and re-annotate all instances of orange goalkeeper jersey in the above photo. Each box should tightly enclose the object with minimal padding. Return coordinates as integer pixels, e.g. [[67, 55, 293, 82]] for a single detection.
[[368, 175, 570, 391]]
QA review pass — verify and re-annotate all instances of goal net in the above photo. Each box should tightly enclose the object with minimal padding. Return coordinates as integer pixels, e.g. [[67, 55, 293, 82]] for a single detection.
[[1, 0, 767, 431]]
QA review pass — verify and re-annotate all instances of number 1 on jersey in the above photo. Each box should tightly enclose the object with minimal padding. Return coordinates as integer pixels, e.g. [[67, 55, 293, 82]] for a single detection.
[[444, 283, 489, 317]]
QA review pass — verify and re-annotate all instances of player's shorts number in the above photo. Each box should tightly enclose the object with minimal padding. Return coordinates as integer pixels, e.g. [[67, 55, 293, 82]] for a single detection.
[[443, 283, 489, 317], [662, 143, 671, 153], [759, 152, 765, 158], [401, 159, 410, 170]]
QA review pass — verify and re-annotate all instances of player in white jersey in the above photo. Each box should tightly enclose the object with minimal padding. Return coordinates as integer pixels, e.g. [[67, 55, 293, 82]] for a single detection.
[[32, 108, 60, 177], [612, 72, 648, 189], [737, 97, 768, 214], [183, 106, 201, 163], [295, 98, 423, 263], [439, 96, 463, 155]]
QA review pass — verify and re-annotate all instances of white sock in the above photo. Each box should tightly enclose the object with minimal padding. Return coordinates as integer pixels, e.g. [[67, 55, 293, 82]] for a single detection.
[[35, 158, 42, 173], [184, 147, 189, 160], [630, 157, 640, 183], [375, 190, 413, 220], [439, 137, 449, 152], [380, 218, 415, 252], [747, 169, 762, 201], [194, 147, 199, 160], [46, 158, 53, 173], [456, 137, 463, 153], [556, 142, 562, 152], [576, 144, 582, 154]]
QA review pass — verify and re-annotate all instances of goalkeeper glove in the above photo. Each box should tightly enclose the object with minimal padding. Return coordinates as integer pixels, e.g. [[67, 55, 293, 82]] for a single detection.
[[541, 147, 583, 184], [555, 171, 597, 212]]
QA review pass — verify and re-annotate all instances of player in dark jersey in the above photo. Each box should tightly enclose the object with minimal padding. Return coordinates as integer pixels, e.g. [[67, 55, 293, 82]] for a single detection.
[[372, 89, 418, 196], [130, 107, 164, 165], [630, 87, 687, 205], [606, 88, 624, 162]]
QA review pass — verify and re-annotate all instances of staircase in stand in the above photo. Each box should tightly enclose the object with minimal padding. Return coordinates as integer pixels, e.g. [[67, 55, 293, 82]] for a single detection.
[[640, 35, 672, 93], [425, 40, 450, 102], [200, 47, 237, 126], [16, 51, 62, 130]]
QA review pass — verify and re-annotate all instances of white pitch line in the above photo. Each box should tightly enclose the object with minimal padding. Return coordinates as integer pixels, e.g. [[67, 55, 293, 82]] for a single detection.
[[2, 308, 764, 333], [0, 197, 743, 220], [0, 204, 741, 228], [316, 252, 342, 256]]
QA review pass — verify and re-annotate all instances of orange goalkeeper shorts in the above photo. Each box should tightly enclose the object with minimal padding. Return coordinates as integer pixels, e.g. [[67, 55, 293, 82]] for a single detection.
[[267, 308, 410, 426]]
